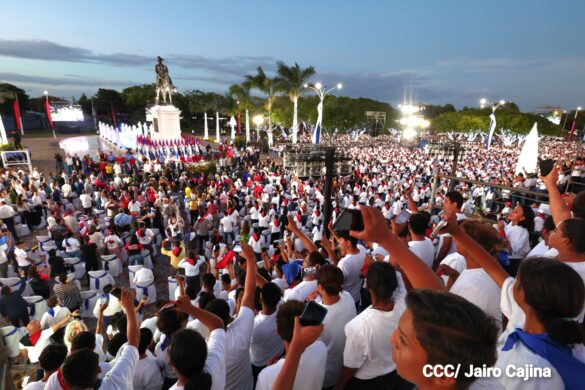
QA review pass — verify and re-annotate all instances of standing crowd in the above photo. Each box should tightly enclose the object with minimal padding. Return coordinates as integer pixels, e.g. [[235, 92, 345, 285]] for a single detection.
[[0, 134, 583, 390]]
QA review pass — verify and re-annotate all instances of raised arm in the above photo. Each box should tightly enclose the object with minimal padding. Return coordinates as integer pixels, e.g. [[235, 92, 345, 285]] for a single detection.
[[95, 303, 108, 336], [174, 295, 224, 330], [540, 166, 572, 225], [51, 310, 77, 333], [286, 215, 318, 254], [120, 288, 139, 347], [272, 317, 323, 390], [350, 206, 445, 291], [238, 243, 257, 310]]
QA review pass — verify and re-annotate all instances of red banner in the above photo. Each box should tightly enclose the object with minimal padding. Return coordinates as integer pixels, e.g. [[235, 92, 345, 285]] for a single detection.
[[45, 98, 54, 130], [13, 99, 21, 130]]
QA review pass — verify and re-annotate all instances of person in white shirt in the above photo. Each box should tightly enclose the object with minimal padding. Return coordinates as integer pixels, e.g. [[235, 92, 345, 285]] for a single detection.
[[314, 265, 357, 388], [250, 282, 284, 381], [440, 212, 585, 390], [256, 300, 327, 390], [406, 214, 435, 268], [526, 215, 557, 258], [220, 214, 235, 245], [498, 204, 534, 259], [338, 261, 407, 389], [14, 241, 33, 272], [56, 288, 140, 390], [133, 328, 164, 390], [349, 206, 504, 390], [79, 190, 93, 215], [168, 295, 226, 390], [22, 344, 67, 390], [434, 191, 466, 265], [326, 230, 364, 306], [438, 220, 502, 327], [40, 296, 71, 330]]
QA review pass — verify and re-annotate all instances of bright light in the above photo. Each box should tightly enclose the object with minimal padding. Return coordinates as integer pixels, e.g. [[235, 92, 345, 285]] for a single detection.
[[336, 83, 343, 90], [253, 115, 264, 126], [400, 104, 420, 115], [480, 98, 487, 106], [499, 100, 506, 105], [553, 111, 559, 116], [43, 90, 48, 95], [315, 82, 322, 90], [422, 120, 430, 128], [403, 128, 417, 140], [303, 83, 309, 88], [578, 106, 582, 111]]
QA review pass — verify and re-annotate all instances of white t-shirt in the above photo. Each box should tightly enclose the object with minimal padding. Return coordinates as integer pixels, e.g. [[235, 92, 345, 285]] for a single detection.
[[338, 252, 365, 303], [225, 307, 255, 390], [133, 351, 164, 390], [80, 193, 93, 208], [168, 329, 226, 390], [450, 268, 502, 328], [283, 280, 317, 302], [319, 291, 357, 387], [343, 292, 406, 379], [504, 223, 530, 258], [256, 341, 327, 390], [250, 311, 284, 367], [15, 247, 30, 267], [21, 327, 54, 363], [40, 306, 70, 330], [220, 216, 233, 233], [408, 238, 435, 268]]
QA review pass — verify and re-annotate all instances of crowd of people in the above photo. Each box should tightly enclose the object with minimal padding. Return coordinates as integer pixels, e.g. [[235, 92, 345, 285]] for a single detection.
[[0, 133, 583, 390]]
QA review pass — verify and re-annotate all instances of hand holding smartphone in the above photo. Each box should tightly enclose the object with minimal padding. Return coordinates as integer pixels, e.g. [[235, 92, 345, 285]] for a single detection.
[[300, 301, 328, 326]]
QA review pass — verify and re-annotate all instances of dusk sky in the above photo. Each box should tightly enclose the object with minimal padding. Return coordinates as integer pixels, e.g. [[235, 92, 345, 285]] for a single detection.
[[0, 0, 583, 111]]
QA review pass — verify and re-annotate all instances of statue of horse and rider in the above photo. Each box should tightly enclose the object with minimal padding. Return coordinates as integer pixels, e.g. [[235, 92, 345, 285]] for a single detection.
[[155, 56, 175, 105]]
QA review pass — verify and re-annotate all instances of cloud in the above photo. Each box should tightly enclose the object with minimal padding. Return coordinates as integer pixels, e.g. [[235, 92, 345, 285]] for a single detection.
[[0, 38, 276, 75], [0, 72, 135, 87]]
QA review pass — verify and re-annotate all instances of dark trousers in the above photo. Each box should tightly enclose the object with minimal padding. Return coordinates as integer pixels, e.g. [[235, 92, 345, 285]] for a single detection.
[[10, 311, 30, 327], [345, 370, 414, 390], [252, 364, 265, 387]]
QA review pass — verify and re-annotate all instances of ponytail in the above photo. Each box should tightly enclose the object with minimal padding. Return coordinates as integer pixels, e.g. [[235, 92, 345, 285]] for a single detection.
[[517, 257, 585, 346], [539, 315, 585, 346]]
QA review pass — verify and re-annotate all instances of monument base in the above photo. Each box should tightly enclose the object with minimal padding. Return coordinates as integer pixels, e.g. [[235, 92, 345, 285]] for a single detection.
[[149, 105, 181, 141]]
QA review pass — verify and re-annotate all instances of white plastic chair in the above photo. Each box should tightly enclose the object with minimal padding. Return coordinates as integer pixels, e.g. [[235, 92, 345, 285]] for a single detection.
[[36, 235, 55, 251], [1, 326, 26, 359], [88, 271, 115, 292], [64, 257, 86, 280], [0, 277, 33, 297], [23, 296, 47, 322], [16, 224, 31, 238], [135, 278, 156, 305], [100, 255, 122, 278], [128, 265, 144, 288], [168, 276, 178, 301], [141, 251, 153, 269], [80, 290, 100, 317]]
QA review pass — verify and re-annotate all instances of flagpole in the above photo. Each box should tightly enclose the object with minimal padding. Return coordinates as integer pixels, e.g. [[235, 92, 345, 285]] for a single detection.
[[91, 98, 98, 131], [15, 94, 24, 135], [44, 91, 56, 139], [568, 106, 582, 142]]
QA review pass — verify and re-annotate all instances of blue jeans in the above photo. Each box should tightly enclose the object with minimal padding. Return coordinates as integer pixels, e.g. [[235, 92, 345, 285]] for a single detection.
[[128, 254, 144, 266]]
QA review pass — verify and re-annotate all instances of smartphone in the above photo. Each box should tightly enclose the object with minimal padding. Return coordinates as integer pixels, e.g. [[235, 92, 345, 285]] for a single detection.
[[333, 209, 364, 232], [430, 220, 448, 239], [394, 209, 411, 224], [110, 287, 122, 300], [159, 301, 177, 313], [539, 159, 555, 177], [300, 301, 328, 326]]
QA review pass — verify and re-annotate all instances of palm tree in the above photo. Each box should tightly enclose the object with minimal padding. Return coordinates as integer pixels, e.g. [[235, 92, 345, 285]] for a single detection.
[[276, 61, 316, 143], [244, 67, 280, 139]]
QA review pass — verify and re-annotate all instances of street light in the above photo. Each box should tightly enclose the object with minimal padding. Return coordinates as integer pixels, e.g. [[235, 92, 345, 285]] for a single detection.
[[479, 98, 487, 109], [303, 82, 343, 144], [253, 115, 264, 141]]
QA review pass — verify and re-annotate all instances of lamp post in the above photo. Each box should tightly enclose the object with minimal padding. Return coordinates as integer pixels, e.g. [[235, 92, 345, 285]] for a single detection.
[[253, 115, 264, 142], [44, 90, 56, 138], [482, 98, 506, 149], [568, 106, 582, 142], [303, 82, 342, 144]]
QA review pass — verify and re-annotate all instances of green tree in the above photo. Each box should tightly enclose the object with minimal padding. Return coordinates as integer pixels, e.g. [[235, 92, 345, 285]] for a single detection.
[[0, 83, 29, 116], [275, 61, 316, 143], [244, 67, 281, 136]]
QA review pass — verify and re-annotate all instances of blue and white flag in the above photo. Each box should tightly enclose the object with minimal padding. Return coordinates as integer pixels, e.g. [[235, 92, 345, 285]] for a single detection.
[[312, 100, 323, 144], [486, 113, 496, 149]]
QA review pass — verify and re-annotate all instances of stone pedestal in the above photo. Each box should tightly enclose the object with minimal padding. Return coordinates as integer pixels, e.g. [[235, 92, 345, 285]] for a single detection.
[[148, 105, 181, 141]]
